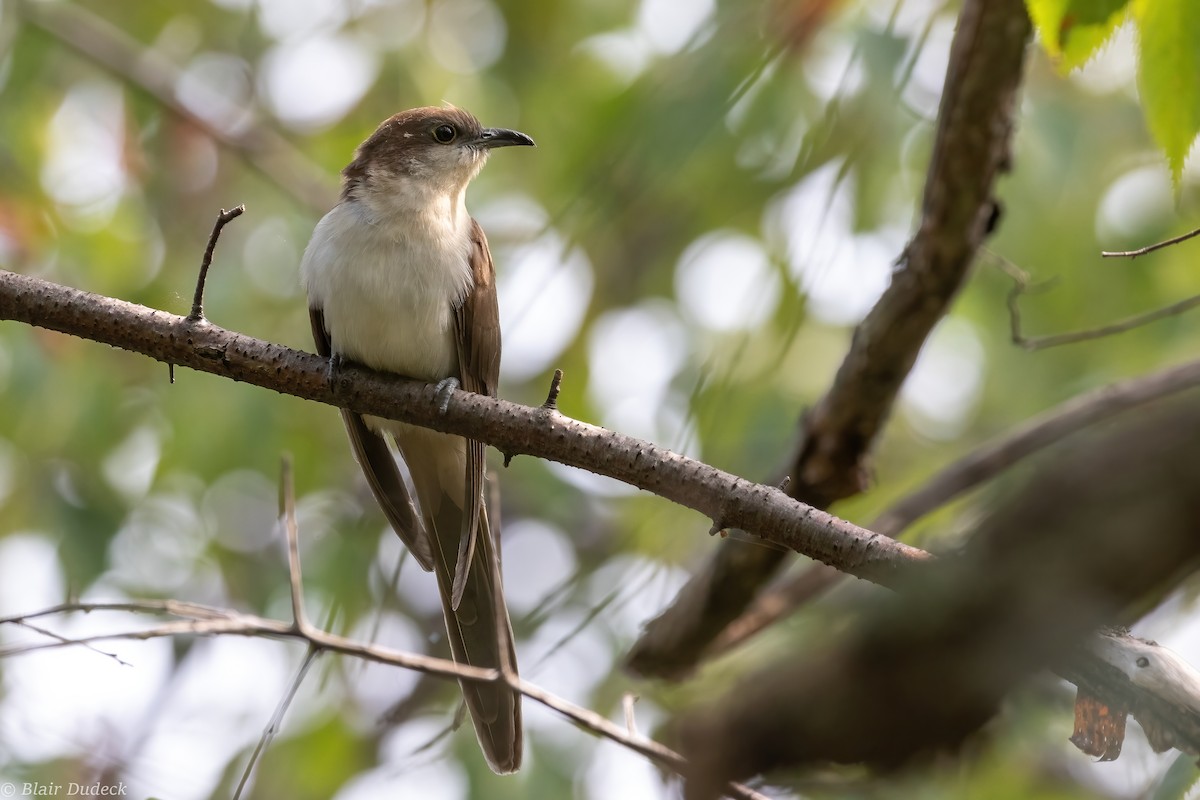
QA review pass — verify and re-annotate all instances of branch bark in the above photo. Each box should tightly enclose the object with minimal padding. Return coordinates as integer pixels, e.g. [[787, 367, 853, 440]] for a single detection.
[[710, 357, 1200, 653], [626, 0, 1033, 679], [5, 266, 1200, 779], [0, 268, 927, 584], [681, 397, 1200, 798]]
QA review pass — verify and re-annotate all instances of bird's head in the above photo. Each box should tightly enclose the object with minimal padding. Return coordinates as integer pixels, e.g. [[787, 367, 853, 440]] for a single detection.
[[341, 106, 534, 206]]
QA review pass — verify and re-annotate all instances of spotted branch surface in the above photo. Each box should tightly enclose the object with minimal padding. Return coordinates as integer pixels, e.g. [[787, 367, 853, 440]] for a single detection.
[[0, 268, 927, 585]]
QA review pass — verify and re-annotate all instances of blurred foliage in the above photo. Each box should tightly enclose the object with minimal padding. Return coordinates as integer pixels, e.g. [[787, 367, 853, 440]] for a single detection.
[[1025, 0, 1200, 183], [0, 0, 1199, 798]]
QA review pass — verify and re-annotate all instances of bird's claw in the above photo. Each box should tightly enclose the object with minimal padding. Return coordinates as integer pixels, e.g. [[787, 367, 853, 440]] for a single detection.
[[326, 353, 343, 391], [434, 377, 460, 414]]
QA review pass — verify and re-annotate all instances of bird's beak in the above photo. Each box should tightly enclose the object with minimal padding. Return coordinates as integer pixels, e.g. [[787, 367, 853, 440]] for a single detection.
[[473, 127, 536, 149]]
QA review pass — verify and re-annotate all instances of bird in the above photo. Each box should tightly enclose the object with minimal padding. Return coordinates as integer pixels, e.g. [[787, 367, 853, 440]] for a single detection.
[[299, 106, 534, 773]]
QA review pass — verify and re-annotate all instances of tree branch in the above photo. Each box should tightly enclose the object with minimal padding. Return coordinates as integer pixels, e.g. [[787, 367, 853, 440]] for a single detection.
[[626, 0, 1033, 679], [4, 266, 1200, 786], [710, 357, 1200, 653], [0, 462, 770, 800], [0, 267, 927, 584], [681, 399, 1200, 797]]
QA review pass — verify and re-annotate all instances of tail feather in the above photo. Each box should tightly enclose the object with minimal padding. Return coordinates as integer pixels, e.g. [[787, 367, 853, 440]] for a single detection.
[[430, 488, 522, 773]]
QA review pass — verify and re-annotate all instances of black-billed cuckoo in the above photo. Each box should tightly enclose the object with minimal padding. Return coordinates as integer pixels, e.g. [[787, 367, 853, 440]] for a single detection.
[[300, 106, 533, 773]]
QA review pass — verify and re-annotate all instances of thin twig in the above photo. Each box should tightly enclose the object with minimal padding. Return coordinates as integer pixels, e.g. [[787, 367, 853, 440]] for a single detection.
[[0, 610, 496, 680], [279, 454, 311, 633], [1102, 226, 1200, 259], [623, 692, 640, 736], [1012, 288, 1200, 351], [11, 619, 131, 666], [0, 479, 760, 799], [515, 677, 769, 800], [710, 355, 1200, 655], [0, 598, 238, 625], [234, 646, 321, 800], [190, 205, 244, 321], [993, 248, 1200, 351], [0, 610, 763, 798]]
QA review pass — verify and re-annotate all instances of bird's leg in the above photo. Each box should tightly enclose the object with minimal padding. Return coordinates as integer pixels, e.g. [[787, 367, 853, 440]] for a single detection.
[[434, 377, 460, 414], [326, 352, 343, 391]]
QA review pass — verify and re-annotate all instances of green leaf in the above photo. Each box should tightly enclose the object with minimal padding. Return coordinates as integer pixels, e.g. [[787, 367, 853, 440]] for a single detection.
[[1151, 751, 1200, 800], [1026, 0, 1132, 71], [1135, 0, 1200, 184]]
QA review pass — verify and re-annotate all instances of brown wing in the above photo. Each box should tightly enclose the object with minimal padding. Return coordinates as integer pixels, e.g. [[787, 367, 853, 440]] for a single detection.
[[448, 217, 502, 608], [457, 218, 502, 397], [309, 306, 435, 572]]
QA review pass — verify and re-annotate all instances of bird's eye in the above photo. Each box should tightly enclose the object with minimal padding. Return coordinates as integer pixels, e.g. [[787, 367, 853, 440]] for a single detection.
[[433, 124, 457, 144]]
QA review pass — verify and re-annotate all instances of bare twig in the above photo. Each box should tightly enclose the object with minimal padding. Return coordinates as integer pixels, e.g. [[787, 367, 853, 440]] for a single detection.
[[624, 692, 640, 736], [711, 356, 1200, 653], [234, 646, 321, 800], [1102, 226, 1200, 259], [0, 584, 763, 799], [278, 454, 312, 633], [0, 607, 496, 680], [10, 618, 131, 666], [189, 205, 245, 321], [1006, 266, 1200, 350], [0, 454, 763, 799], [0, 599, 241, 625], [513, 676, 771, 800], [874, 358, 1200, 536]]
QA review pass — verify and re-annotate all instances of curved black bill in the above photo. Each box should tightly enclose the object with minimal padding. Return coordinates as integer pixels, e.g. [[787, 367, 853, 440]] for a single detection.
[[475, 127, 536, 149]]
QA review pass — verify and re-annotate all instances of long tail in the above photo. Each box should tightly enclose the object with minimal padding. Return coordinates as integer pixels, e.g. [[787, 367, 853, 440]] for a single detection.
[[401, 429, 522, 773], [430, 496, 522, 773]]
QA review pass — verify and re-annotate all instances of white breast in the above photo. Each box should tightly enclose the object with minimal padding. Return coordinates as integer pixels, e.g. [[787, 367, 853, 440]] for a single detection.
[[301, 195, 474, 382]]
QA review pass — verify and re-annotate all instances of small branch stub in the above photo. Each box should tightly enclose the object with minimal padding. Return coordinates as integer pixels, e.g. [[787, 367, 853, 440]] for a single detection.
[[542, 369, 564, 411], [190, 205, 246, 321]]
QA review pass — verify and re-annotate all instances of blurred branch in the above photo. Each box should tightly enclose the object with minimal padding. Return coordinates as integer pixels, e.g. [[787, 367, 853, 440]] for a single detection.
[[710, 357, 1200, 653], [1102, 225, 1200, 259], [0, 267, 930, 585], [0, 457, 768, 800], [1006, 269, 1200, 350], [3, 270, 1200, 791], [627, 0, 1032, 680], [681, 400, 1200, 798], [0, 601, 496, 680], [17, 0, 336, 214]]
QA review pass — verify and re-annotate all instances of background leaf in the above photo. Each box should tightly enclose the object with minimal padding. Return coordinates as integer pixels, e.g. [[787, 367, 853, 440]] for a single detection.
[[1026, 0, 1131, 71], [1135, 0, 1200, 183]]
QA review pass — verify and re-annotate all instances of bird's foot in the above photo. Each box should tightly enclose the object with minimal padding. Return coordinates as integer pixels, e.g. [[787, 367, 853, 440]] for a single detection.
[[434, 377, 460, 414], [326, 353, 343, 391]]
